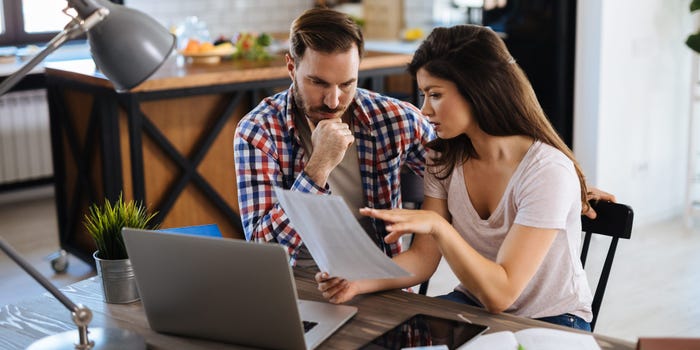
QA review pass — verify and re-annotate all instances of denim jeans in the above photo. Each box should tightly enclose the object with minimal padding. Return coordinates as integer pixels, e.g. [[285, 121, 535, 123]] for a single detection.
[[437, 290, 591, 331]]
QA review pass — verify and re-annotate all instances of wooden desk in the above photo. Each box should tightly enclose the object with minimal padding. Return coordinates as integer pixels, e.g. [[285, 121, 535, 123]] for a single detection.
[[43, 52, 414, 264], [0, 268, 635, 349]]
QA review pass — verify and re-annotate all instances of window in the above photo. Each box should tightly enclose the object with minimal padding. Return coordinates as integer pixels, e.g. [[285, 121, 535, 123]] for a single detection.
[[23, 0, 69, 34], [0, 1, 5, 36], [0, 0, 63, 45], [0, 0, 123, 46]]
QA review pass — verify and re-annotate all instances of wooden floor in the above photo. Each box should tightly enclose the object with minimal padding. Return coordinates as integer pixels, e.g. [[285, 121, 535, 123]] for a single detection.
[[1, 187, 699, 343], [0, 187, 94, 308]]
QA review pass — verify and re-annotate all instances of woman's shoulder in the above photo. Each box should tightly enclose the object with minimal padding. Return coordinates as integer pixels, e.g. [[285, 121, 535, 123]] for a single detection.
[[528, 141, 574, 168], [424, 149, 455, 184], [514, 142, 580, 205], [516, 141, 577, 185]]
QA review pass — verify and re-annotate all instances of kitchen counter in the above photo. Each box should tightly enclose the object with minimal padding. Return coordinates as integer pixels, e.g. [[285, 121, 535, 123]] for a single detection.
[[45, 50, 413, 92], [0, 41, 91, 77], [0, 41, 91, 94]]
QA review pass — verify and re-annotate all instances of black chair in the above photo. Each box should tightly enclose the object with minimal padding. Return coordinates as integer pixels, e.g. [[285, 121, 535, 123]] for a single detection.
[[400, 169, 430, 295], [580, 200, 634, 331], [400, 169, 424, 209]]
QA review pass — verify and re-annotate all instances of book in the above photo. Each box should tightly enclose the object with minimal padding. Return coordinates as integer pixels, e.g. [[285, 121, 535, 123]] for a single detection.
[[157, 223, 223, 238], [636, 337, 700, 350], [457, 327, 601, 350]]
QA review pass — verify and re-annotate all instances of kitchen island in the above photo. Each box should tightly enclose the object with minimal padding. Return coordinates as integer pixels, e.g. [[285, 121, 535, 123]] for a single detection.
[[44, 51, 414, 263]]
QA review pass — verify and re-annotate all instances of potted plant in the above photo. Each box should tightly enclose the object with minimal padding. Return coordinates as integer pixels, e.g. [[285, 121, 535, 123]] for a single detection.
[[83, 194, 158, 303]]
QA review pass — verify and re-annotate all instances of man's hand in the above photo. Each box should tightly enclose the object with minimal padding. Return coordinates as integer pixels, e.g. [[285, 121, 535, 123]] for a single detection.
[[305, 118, 354, 186], [583, 187, 616, 219]]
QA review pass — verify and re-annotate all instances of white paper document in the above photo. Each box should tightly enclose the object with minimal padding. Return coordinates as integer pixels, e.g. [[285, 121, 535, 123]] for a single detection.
[[274, 187, 412, 280]]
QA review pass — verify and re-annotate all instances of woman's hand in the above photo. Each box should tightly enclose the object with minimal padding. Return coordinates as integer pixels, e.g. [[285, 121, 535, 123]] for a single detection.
[[359, 207, 448, 243], [315, 272, 359, 304], [583, 187, 616, 219]]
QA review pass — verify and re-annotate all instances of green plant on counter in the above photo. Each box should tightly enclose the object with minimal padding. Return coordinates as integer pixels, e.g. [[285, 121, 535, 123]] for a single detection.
[[233, 32, 273, 61], [687, 0, 700, 53], [84, 194, 159, 260], [350, 15, 365, 28]]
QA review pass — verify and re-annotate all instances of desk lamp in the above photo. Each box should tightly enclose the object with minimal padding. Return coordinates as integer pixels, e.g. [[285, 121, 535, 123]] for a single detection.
[[0, 0, 176, 95], [0, 0, 175, 348]]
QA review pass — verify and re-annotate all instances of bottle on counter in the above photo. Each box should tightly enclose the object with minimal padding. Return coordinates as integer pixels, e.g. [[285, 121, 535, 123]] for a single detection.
[[174, 16, 211, 51]]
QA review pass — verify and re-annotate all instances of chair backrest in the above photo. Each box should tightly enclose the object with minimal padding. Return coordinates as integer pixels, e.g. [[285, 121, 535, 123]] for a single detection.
[[400, 169, 429, 295], [401, 168, 424, 209], [580, 200, 634, 331]]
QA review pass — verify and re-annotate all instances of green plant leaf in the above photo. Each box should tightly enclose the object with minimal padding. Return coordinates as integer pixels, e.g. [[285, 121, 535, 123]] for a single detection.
[[687, 33, 700, 53], [692, 0, 700, 12], [83, 193, 159, 260], [256, 33, 271, 47]]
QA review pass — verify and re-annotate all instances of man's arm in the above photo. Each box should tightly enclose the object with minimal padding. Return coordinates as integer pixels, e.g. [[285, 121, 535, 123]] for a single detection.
[[234, 119, 329, 259], [403, 102, 436, 177], [582, 187, 617, 219]]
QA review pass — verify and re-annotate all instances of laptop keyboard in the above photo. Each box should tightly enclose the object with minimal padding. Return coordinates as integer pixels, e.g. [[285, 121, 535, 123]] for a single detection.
[[303, 321, 318, 333]]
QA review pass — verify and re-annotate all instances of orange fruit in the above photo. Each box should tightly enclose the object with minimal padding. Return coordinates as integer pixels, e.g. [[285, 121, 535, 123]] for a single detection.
[[183, 39, 200, 54], [199, 42, 215, 53]]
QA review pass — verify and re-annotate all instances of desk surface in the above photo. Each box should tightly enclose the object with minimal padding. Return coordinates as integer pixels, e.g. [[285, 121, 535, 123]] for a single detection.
[[0, 268, 635, 349]]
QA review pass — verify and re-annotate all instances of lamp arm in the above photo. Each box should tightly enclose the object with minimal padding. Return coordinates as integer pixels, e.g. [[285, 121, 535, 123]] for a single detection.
[[0, 7, 109, 96], [1, 237, 97, 348], [0, 237, 81, 312]]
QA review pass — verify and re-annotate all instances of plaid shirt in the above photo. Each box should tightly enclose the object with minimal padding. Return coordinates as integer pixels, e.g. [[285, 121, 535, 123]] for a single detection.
[[234, 86, 435, 264]]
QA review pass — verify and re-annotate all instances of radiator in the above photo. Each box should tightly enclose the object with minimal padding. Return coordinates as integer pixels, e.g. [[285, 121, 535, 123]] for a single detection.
[[0, 89, 53, 184]]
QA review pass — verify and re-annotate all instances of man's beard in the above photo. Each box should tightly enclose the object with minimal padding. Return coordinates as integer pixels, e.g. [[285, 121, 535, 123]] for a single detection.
[[292, 78, 348, 125]]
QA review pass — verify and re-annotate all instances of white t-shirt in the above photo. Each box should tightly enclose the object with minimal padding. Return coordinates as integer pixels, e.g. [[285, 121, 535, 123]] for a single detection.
[[424, 141, 593, 321]]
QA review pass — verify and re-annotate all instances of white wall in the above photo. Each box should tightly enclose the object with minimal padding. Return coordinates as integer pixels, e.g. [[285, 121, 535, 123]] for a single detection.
[[124, 0, 433, 42], [575, 0, 694, 226], [125, 0, 313, 38]]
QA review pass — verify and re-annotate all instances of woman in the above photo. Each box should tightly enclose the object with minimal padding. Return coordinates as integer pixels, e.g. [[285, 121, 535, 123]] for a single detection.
[[316, 25, 607, 331]]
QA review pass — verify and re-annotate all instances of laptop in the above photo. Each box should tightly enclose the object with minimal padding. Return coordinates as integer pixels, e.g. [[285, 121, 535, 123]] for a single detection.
[[122, 228, 358, 349]]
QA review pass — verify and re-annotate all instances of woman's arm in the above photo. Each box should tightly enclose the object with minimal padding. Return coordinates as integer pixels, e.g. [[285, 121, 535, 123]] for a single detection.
[[436, 223, 558, 313], [363, 202, 559, 314]]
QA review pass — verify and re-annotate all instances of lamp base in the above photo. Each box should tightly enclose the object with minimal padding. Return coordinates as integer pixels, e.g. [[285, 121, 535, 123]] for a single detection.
[[26, 327, 145, 350]]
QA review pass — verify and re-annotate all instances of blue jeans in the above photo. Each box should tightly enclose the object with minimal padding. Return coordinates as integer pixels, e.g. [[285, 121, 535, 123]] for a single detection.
[[437, 290, 592, 331]]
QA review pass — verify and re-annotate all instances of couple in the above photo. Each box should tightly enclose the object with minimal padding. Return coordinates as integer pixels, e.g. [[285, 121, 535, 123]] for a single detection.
[[234, 8, 614, 332]]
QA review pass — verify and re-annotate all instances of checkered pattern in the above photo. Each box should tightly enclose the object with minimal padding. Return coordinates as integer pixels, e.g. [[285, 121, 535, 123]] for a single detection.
[[234, 86, 435, 264]]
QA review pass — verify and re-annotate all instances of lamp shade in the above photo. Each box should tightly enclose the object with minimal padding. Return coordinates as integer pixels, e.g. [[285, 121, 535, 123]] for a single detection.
[[83, 0, 175, 92]]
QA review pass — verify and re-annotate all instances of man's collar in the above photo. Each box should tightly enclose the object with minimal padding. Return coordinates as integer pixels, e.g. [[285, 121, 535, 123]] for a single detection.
[[349, 88, 372, 128]]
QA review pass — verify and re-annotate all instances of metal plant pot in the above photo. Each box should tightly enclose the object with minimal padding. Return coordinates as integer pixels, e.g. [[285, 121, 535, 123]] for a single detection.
[[93, 251, 140, 304]]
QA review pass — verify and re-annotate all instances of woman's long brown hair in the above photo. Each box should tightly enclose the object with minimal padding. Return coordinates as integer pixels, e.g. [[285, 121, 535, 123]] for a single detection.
[[408, 25, 589, 211]]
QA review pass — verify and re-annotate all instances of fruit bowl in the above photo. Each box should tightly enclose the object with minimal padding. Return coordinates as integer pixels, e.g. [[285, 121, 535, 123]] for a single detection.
[[180, 48, 236, 64]]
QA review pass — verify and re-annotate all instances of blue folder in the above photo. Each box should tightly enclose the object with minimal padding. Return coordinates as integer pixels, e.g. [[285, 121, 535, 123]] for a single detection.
[[157, 223, 223, 238]]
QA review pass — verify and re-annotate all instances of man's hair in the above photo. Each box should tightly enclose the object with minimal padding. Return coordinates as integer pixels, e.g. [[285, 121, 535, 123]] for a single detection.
[[289, 8, 364, 62], [408, 25, 589, 211]]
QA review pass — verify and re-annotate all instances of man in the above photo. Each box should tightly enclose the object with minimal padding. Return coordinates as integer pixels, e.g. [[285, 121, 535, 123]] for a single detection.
[[234, 8, 435, 265]]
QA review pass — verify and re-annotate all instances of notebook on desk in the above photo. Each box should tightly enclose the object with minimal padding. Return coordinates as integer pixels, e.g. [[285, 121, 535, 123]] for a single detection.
[[122, 228, 358, 350]]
